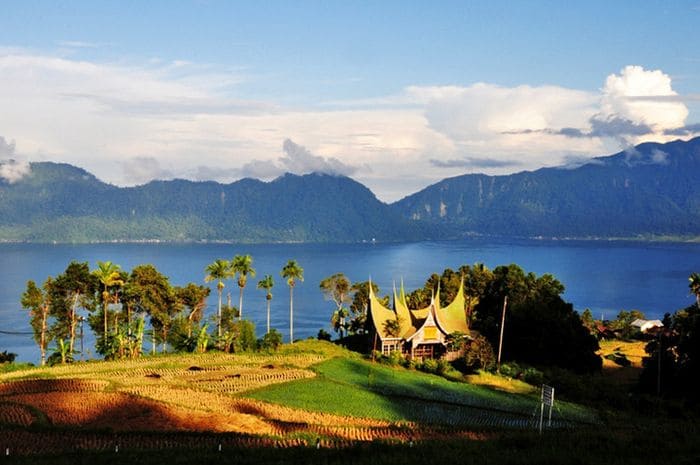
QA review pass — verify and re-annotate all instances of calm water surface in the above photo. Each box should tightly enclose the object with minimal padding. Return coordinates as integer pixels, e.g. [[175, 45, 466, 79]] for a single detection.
[[1, 239, 699, 363]]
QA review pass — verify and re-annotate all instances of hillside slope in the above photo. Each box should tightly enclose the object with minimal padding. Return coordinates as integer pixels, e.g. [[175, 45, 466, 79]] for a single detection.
[[392, 137, 700, 238], [0, 166, 428, 243]]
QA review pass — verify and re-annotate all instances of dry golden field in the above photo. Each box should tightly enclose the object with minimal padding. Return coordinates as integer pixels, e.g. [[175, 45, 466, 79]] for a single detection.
[[0, 341, 496, 455]]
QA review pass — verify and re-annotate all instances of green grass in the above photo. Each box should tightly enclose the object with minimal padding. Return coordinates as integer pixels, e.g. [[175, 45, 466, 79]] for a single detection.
[[247, 357, 597, 427]]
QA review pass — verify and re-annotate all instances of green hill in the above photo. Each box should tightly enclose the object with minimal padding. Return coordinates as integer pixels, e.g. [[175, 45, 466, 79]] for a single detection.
[[2, 137, 700, 242], [392, 137, 700, 239], [0, 165, 430, 243]]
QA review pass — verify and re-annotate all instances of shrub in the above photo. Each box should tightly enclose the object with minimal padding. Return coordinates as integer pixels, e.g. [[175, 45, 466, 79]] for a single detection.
[[523, 367, 545, 385], [234, 320, 257, 352], [463, 335, 496, 372], [260, 329, 284, 351], [419, 358, 439, 374], [499, 362, 522, 379], [0, 350, 17, 364]]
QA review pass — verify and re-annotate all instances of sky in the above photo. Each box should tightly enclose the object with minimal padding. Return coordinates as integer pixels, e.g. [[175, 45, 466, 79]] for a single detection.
[[1, 1, 699, 202]]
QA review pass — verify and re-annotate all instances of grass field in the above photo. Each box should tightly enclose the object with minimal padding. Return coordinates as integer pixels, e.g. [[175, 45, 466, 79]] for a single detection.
[[4, 338, 694, 464], [248, 357, 596, 427]]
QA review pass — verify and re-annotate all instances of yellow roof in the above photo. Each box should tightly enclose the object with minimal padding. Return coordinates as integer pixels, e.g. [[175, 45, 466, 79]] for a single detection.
[[369, 281, 400, 339], [393, 286, 415, 337], [371, 278, 469, 341], [434, 279, 469, 335]]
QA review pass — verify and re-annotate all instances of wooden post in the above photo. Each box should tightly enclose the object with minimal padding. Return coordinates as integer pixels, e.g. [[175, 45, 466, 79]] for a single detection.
[[497, 295, 508, 373]]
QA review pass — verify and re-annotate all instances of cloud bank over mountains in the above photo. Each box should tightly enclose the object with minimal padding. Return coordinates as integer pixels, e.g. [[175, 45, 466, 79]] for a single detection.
[[0, 47, 697, 200]]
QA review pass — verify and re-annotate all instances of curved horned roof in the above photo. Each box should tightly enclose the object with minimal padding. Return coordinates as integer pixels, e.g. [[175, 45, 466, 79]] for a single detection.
[[369, 278, 469, 341]]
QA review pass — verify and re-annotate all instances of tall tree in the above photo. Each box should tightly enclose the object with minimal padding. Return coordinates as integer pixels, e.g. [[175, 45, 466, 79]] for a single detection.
[[175, 283, 211, 338], [474, 264, 601, 373], [281, 260, 304, 343], [50, 262, 97, 358], [21, 278, 53, 366], [127, 264, 179, 353], [320, 273, 352, 338], [690, 272, 700, 307], [460, 263, 493, 325], [257, 274, 274, 334], [232, 254, 255, 320], [205, 259, 232, 338], [92, 261, 124, 339]]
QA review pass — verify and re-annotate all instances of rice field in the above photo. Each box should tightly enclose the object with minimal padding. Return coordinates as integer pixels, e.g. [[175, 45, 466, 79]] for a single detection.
[[0, 340, 597, 456]]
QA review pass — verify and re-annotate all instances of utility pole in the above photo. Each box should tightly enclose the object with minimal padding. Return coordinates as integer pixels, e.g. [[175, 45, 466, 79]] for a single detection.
[[657, 330, 662, 396], [497, 295, 508, 373]]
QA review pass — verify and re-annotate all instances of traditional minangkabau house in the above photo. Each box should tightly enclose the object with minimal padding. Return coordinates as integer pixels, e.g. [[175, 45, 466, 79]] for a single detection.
[[368, 279, 470, 360]]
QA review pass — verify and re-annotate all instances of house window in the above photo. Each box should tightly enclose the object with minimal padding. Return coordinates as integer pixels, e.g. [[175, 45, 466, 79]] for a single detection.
[[382, 341, 400, 355]]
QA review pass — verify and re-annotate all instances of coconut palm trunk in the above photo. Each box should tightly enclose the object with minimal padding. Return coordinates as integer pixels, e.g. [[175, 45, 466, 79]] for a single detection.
[[205, 259, 232, 339], [281, 260, 303, 344], [232, 255, 255, 321], [217, 283, 223, 338], [289, 284, 294, 342]]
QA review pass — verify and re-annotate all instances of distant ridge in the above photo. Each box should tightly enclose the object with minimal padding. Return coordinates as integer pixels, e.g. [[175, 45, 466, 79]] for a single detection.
[[0, 166, 430, 243], [1, 137, 699, 242], [392, 137, 700, 239]]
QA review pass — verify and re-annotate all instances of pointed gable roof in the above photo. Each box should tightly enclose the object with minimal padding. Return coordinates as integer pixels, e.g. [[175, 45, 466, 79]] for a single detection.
[[434, 278, 469, 335], [370, 276, 469, 342], [369, 279, 394, 339]]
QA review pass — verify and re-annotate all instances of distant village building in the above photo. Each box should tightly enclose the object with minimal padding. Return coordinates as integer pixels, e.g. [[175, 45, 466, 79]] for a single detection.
[[368, 279, 470, 360], [631, 319, 664, 333]]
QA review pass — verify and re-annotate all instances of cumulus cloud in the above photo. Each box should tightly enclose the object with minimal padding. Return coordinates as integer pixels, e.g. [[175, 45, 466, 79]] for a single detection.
[[121, 157, 174, 185], [600, 65, 688, 131], [0, 48, 697, 201], [235, 159, 287, 179], [279, 139, 361, 176], [489, 66, 693, 151], [0, 136, 31, 183], [412, 83, 597, 142], [230, 139, 365, 180]]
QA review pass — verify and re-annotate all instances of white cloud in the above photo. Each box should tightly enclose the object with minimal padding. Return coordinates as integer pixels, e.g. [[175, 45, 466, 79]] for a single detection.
[[121, 156, 174, 186], [0, 136, 31, 183], [279, 139, 362, 176], [0, 48, 697, 201], [601, 65, 688, 131]]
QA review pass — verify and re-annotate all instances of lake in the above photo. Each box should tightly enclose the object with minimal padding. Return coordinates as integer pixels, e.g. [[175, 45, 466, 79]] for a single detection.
[[1, 239, 699, 364]]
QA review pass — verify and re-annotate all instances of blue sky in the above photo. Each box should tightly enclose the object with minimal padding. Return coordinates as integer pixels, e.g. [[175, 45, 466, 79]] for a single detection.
[[1, 1, 699, 200]]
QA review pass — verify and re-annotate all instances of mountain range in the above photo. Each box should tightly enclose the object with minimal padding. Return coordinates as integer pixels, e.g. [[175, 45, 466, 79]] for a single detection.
[[1, 137, 699, 243]]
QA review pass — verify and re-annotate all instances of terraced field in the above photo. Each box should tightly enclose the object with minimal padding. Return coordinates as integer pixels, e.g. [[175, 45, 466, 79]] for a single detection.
[[0, 340, 596, 456]]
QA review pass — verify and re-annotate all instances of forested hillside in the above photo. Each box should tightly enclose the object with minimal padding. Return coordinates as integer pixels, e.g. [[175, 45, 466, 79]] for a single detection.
[[392, 137, 700, 239], [0, 165, 429, 243], [1, 137, 699, 242]]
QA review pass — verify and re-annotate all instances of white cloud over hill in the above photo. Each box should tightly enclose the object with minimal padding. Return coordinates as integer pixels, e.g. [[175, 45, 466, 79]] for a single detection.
[[0, 48, 696, 201]]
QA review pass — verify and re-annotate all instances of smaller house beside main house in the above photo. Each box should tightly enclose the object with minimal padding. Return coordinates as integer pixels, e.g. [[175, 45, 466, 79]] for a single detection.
[[368, 279, 470, 360]]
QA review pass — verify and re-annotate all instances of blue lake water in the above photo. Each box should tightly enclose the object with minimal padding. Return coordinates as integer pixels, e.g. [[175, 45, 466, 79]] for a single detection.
[[1, 239, 699, 364]]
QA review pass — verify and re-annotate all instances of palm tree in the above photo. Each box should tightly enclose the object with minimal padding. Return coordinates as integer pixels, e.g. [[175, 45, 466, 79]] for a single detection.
[[232, 254, 255, 320], [690, 272, 700, 307], [205, 259, 232, 338], [93, 261, 124, 338], [281, 260, 304, 343], [257, 275, 274, 334]]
